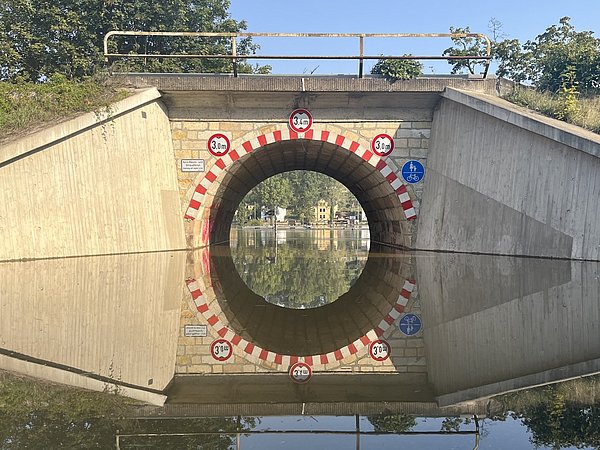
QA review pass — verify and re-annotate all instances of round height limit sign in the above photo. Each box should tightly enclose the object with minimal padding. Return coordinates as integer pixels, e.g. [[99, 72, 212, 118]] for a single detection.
[[210, 339, 233, 361], [207, 133, 231, 157], [371, 134, 394, 156], [289, 361, 312, 384], [289, 109, 313, 133], [369, 339, 391, 361]]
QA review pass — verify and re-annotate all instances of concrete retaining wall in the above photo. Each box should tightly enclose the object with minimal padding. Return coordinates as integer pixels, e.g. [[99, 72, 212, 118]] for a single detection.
[[417, 88, 600, 260], [417, 252, 600, 405], [0, 89, 185, 260]]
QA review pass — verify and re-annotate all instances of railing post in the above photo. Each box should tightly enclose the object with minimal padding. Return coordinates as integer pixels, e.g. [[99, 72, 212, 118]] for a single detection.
[[232, 36, 238, 77], [358, 35, 364, 78]]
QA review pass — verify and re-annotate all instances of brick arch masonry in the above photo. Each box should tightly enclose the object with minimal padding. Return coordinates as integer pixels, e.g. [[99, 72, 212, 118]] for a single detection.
[[184, 127, 417, 226], [182, 126, 419, 370], [186, 277, 415, 370]]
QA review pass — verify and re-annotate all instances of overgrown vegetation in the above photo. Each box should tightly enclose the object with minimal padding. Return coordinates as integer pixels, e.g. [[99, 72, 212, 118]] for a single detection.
[[0, 0, 269, 139], [444, 17, 600, 133], [0, 0, 268, 81], [0, 370, 259, 448], [0, 75, 129, 139], [371, 57, 423, 81], [490, 375, 600, 449], [502, 85, 600, 133], [0, 370, 134, 448]]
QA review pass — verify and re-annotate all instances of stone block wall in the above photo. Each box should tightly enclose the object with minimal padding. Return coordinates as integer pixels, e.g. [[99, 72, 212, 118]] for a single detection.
[[170, 118, 431, 248], [175, 279, 426, 376]]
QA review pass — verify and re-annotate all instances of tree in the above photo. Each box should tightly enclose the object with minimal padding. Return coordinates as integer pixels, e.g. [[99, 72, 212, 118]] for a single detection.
[[317, 176, 347, 227], [0, 0, 268, 81], [494, 17, 600, 93], [236, 171, 364, 226], [250, 173, 292, 223], [442, 26, 490, 75]]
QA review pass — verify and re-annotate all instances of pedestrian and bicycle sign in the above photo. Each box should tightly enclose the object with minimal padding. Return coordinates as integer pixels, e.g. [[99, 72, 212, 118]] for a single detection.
[[398, 313, 422, 336], [401, 160, 425, 184]]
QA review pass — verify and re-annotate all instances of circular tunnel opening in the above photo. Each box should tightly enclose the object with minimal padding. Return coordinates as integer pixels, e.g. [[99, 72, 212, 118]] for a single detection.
[[197, 137, 414, 356], [208, 139, 409, 248], [230, 171, 370, 310]]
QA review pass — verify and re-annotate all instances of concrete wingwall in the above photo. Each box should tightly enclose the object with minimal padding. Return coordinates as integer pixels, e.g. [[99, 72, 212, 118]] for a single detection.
[[417, 88, 600, 261], [0, 251, 185, 395], [0, 88, 185, 260]]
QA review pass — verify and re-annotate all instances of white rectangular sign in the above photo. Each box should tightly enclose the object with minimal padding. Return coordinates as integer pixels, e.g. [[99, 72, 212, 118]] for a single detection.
[[184, 324, 208, 337], [181, 159, 205, 172]]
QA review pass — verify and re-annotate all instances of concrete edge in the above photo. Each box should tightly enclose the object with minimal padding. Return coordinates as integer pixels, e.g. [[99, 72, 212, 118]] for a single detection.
[[110, 73, 498, 95], [0, 354, 167, 407], [0, 87, 162, 166], [442, 87, 600, 159], [436, 358, 600, 407]]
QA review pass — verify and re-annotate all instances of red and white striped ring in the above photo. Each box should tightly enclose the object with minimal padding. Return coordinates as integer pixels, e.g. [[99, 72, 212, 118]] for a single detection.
[[184, 128, 417, 222], [186, 278, 416, 369]]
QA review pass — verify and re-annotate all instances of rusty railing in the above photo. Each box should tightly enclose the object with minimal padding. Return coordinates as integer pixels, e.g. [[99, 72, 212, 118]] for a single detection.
[[103, 31, 492, 78]]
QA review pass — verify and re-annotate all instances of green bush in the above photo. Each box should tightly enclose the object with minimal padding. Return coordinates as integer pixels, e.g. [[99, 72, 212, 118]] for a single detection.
[[371, 57, 423, 82]]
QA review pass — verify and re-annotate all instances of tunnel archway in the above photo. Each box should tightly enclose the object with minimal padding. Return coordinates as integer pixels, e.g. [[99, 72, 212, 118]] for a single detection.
[[184, 126, 416, 249], [187, 243, 416, 367], [184, 126, 419, 368]]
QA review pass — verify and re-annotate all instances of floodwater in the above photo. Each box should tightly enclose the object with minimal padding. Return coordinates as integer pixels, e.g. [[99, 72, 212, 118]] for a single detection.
[[1, 228, 600, 449]]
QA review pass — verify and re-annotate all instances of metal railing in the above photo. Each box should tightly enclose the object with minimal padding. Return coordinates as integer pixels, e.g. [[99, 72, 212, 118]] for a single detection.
[[116, 414, 481, 449], [103, 31, 492, 78]]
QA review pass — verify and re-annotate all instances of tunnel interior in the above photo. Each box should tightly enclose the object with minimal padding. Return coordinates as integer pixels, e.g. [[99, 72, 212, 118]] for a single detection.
[[208, 242, 412, 356], [207, 139, 410, 248]]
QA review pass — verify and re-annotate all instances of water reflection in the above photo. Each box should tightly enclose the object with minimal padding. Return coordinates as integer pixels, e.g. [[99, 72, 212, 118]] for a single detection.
[[0, 252, 185, 405], [206, 240, 413, 356], [230, 228, 369, 309], [1, 233, 600, 448]]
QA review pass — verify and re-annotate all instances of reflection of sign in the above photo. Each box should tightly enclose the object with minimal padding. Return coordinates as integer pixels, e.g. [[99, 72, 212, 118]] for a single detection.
[[210, 339, 233, 361], [207, 134, 231, 156], [369, 339, 391, 361], [399, 313, 422, 336], [289, 109, 313, 133], [371, 134, 395, 156], [181, 159, 205, 172], [184, 324, 208, 337], [289, 361, 312, 383], [401, 160, 425, 184]]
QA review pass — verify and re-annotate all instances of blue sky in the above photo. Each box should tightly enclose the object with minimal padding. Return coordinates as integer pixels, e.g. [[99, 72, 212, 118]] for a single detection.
[[228, 0, 600, 75]]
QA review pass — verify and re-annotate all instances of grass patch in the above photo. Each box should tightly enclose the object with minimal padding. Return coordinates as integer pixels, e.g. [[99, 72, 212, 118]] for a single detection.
[[0, 370, 137, 447], [0, 75, 130, 140], [0, 369, 135, 419], [503, 86, 600, 134]]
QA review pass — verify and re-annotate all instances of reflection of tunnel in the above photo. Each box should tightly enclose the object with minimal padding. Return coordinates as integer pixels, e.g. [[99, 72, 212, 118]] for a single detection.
[[206, 137, 411, 248], [206, 243, 413, 356]]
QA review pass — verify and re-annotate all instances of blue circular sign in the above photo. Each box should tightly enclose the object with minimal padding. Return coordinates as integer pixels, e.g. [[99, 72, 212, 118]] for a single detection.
[[398, 313, 422, 336], [401, 160, 425, 184]]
